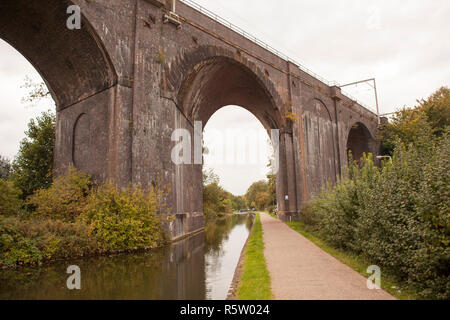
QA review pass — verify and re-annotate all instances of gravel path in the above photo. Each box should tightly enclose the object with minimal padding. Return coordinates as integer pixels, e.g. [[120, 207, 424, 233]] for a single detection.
[[260, 213, 395, 300]]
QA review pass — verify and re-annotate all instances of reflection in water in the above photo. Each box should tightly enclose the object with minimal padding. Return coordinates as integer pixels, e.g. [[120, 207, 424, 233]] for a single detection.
[[205, 224, 249, 299], [0, 214, 252, 300]]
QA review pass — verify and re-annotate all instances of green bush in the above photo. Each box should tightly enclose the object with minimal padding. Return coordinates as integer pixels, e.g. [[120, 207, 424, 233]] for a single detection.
[[0, 179, 23, 216], [27, 167, 93, 222], [266, 204, 277, 216], [80, 183, 167, 252], [379, 87, 449, 155], [0, 215, 96, 266], [1, 168, 169, 267], [304, 131, 449, 299]]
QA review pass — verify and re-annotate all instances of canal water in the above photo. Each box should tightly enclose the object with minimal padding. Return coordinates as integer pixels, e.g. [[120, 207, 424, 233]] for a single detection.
[[0, 214, 253, 300]]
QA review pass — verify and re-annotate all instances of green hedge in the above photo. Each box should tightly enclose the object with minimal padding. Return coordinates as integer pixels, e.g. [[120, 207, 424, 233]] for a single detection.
[[1, 168, 168, 267], [305, 131, 449, 299], [0, 216, 96, 266]]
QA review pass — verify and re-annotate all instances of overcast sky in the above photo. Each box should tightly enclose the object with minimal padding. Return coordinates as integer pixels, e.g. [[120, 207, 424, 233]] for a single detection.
[[0, 0, 449, 194]]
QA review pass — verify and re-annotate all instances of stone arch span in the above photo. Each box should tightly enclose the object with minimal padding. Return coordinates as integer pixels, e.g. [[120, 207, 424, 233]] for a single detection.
[[346, 122, 377, 162], [163, 45, 286, 130], [164, 45, 297, 221], [0, 0, 117, 110]]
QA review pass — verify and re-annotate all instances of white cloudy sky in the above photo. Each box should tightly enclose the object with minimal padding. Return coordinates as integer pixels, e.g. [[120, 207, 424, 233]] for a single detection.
[[204, 106, 273, 195], [0, 0, 449, 195]]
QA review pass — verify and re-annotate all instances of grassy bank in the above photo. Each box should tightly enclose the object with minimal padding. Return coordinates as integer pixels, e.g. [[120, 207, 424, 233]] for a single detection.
[[286, 221, 419, 300], [237, 213, 271, 300]]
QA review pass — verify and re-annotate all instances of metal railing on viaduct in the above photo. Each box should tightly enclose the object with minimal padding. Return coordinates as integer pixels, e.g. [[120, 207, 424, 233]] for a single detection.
[[179, 0, 378, 115]]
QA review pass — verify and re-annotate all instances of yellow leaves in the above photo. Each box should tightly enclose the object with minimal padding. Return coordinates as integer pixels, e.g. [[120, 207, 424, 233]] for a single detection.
[[156, 50, 166, 64], [80, 181, 168, 251], [285, 111, 298, 122], [27, 167, 93, 222], [3, 167, 169, 266]]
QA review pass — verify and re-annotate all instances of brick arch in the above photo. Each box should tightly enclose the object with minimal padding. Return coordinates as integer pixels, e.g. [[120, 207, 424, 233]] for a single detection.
[[302, 98, 338, 193], [162, 45, 286, 130], [310, 98, 334, 122], [347, 118, 376, 140], [0, 0, 117, 110], [346, 121, 377, 162]]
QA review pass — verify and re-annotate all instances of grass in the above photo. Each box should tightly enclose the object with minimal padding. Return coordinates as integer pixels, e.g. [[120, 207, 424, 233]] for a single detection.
[[286, 221, 420, 300], [237, 213, 272, 300]]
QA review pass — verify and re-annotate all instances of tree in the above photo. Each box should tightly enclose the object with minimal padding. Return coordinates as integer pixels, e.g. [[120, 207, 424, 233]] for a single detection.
[[203, 180, 225, 217], [230, 195, 246, 211], [203, 168, 227, 217], [418, 87, 450, 136], [12, 111, 56, 198], [21, 76, 51, 107], [202, 168, 243, 216], [0, 156, 11, 180], [380, 87, 450, 155], [245, 180, 270, 210], [203, 167, 219, 186], [256, 192, 269, 209]]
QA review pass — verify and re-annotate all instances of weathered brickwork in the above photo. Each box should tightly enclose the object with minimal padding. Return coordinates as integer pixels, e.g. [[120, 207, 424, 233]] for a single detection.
[[1, 0, 379, 239]]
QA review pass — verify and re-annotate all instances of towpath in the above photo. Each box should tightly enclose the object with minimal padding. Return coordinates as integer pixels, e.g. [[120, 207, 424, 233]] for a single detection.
[[259, 213, 395, 300]]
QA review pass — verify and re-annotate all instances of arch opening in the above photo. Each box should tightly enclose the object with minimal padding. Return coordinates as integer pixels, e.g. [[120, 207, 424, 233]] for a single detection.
[[346, 122, 374, 162], [203, 106, 275, 196], [178, 57, 283, 131], [0, 39, 56, 160], [177, 56, 284, 217], [0, 0, 117, 110]]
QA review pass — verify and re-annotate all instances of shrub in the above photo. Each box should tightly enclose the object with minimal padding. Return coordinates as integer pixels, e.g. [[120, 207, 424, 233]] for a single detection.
[[0, 215, 96, 266], [304, 131, 449, 299], [80, 183, 167, 251], [0, 179, 23, 216], [27, 167, 93, 222], [1, 170, 171, 267], [266, 205, 277, 217]]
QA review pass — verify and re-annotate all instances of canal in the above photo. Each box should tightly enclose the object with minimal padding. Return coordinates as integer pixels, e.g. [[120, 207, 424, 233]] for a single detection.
[[0, 214, 253, 300]]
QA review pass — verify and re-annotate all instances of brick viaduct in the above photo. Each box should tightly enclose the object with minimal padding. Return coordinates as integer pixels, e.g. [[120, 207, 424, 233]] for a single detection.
[[1, 0, 380, 239]]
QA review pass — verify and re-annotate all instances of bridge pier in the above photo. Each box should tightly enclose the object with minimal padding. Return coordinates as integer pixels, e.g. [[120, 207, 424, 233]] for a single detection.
[[276, 130, 300, 220]]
